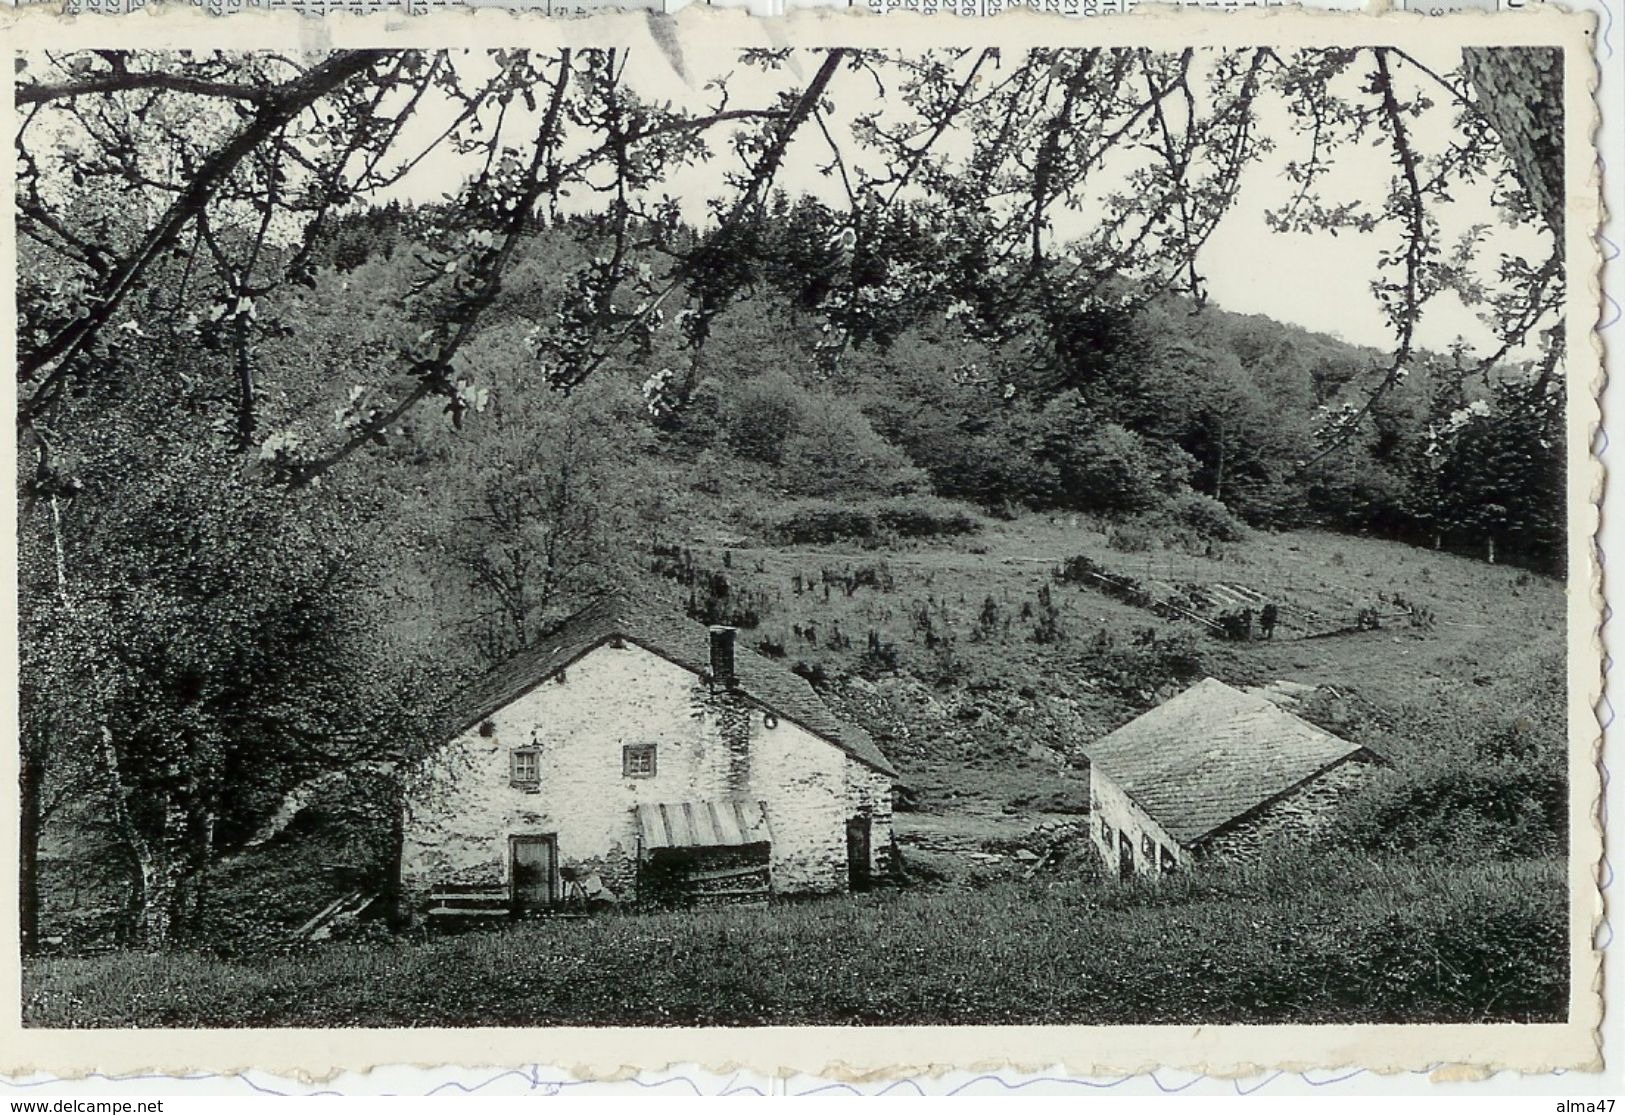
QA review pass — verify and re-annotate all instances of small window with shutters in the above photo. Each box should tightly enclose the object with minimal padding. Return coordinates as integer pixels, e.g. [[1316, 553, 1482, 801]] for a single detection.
[[509, 746, 541, 790], [1141, 833, 1155, 862], [1160, 844, 1178, 873], [1099, 817, 1113, 847]]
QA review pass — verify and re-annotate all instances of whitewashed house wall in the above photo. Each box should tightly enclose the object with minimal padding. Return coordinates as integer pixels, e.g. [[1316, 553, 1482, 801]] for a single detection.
[[400, 639, 892, 905]]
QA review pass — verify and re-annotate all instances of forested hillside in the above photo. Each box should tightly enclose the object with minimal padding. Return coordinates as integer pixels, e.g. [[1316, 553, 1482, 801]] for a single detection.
[[303, 199, 1564, 574], [19, 196, 1565, 953], [16, 47, 1572, 1024]]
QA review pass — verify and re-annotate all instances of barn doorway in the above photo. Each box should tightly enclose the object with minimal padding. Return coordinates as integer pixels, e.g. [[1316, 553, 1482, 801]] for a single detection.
[[509, 834, 558, 912], [1117, 831, 1135, 881], [846, 816, 873, 891]]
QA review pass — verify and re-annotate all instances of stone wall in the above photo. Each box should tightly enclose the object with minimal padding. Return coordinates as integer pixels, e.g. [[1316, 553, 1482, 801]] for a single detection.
[[1088, 767, 1187, 877], [400, 641, 891, 906], [1194, 756, 1375, 864]]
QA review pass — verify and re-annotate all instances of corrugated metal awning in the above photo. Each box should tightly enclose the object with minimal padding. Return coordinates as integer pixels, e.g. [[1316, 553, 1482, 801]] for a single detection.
[[636, 800, 772, 850]]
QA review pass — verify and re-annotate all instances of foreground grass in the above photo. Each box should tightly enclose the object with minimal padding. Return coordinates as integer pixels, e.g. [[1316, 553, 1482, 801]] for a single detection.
[[23, 854, 1566, 1028]]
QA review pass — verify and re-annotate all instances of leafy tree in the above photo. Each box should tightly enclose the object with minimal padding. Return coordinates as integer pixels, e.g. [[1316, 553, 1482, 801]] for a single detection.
[[1424, 379, 1565, 570], [438, 375, 643, 662], [19, 367, 426, 949]]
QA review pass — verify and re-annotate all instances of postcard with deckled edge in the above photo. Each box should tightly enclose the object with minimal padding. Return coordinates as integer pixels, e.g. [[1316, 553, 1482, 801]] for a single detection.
[[0, 3, 1605, 1081]]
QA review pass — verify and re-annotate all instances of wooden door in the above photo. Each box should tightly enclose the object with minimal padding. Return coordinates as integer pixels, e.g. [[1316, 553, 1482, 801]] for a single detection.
[[510, 834, 557, 912], [1118, 831, 1135, 881], [846, 817, 872, 891]]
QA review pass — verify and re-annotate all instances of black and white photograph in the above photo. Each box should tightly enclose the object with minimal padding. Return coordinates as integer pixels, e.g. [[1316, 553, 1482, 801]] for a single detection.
[[5, 12, 1598, 1066]]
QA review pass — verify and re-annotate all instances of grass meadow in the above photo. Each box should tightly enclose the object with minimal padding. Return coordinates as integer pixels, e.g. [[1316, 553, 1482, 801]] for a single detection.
[[23, 852, 1565, 1028]]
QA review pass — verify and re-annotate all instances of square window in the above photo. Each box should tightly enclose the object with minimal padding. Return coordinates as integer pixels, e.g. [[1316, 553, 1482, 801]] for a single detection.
[[623, 744, 657, 779], [510, 747, 541, 789]]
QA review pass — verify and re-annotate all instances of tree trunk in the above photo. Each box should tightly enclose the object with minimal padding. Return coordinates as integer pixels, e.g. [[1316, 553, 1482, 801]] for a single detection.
[[384, 782, 409, 928], [133, 797, 190, 952], [181, 806, 217, 940], [100, 727, 144, 945], [99, 726, 186, 951], [19, 746, 43, 956], [1464, 48, 1563, 242], [132, 838, 171, 952]]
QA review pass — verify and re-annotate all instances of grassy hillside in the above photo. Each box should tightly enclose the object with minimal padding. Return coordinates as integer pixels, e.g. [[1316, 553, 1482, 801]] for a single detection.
[[633, 510, 1565, 813]]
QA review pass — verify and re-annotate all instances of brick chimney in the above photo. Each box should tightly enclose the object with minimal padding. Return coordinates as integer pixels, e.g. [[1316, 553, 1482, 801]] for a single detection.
[[709, 625, 737, 688]]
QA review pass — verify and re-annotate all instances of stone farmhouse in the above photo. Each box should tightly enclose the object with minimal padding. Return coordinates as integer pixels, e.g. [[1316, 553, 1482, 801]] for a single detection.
[[1085, 677, 1381, 878], [399, 596, 899, 920]]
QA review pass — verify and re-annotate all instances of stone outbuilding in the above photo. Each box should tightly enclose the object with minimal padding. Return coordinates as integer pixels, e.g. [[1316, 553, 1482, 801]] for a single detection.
[[399, 595, 899, 919], [1085, 677, 1381, 878]]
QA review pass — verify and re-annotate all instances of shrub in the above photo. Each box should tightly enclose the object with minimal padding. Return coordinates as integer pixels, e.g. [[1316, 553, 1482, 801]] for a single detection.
[[1330, 758, 1564, 860], [1164, 490, 1248, 542], [1215, 608, 1255, 641], [1056, 421, 1166, 514], [790, 659, 828, 689], [1029, 584, 1062, 644], [1107, 522, 1156, 553], [858, 630, 902, 677], [1326, 648, 1566, 861], [722, 369, 805, 465], [1078, 625, 1204, 699], [766, 503, 875, 545], [651, 548, 772, 628], [763, 497, 983, 546], [874, 496, 983, 539], [779, 395, 927, 498], [1055, 554, 1105, 585]]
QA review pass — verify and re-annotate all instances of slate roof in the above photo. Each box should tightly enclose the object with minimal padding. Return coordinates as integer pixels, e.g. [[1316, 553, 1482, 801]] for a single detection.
[[443, 594, 899, 780], [1084, 677, 1372, 847]]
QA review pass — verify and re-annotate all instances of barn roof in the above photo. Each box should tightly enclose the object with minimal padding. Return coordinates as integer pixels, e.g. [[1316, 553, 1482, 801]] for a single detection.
[[1084, 677, 1372, 847], [445, 594, 899, 780]]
